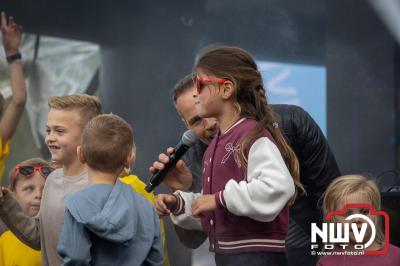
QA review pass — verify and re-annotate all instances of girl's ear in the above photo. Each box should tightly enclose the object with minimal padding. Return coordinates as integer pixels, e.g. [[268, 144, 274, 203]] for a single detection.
[[221, 80, 235, 100], [77, 146, 86, 164]]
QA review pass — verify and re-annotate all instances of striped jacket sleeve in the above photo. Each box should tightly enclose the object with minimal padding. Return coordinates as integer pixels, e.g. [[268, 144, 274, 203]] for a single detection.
[[170, 191, 203, 231]]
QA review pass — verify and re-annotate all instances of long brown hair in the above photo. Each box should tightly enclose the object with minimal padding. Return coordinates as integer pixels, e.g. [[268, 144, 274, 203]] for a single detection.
[[195, 45, 304, 204]]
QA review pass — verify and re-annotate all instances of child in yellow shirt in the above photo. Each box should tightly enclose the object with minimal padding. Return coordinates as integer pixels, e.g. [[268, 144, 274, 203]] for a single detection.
[[0, 158, 54, 266]]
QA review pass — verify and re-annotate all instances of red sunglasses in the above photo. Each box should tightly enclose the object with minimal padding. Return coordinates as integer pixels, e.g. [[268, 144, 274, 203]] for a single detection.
[[14, 165, 55, 179], [194, 76, 229, 94]]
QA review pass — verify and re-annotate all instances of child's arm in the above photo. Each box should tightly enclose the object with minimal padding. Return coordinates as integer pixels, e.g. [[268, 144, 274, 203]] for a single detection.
[[216, 137, 295, 222], [0, 188, 40, 249], [57, 210, 92, 266], [155, 192, 203, 231], [0, 12, 27, 144]]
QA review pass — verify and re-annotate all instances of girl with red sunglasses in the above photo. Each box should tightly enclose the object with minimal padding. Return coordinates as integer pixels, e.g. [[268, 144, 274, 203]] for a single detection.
[[0, 158, 54, 266], [156, 45, 305, 266]]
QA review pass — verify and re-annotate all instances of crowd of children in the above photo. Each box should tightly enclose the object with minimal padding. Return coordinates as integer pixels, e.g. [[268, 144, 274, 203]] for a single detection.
[[0, 11, 399, 266]]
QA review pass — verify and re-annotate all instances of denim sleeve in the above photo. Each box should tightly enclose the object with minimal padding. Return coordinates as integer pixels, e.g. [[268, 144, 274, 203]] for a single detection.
[[57, 210, 92, 266]]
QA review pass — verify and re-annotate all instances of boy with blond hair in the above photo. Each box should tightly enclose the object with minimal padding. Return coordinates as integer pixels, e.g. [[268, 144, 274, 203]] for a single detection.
[[0, 94, 102, 266], [57, 114, 163, 265]]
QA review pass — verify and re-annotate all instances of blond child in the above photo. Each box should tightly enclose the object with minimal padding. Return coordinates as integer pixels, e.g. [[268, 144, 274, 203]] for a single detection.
[[57, 114, 163, 265], [317, 175, 400, 265], [0, 94, 101, 266], [0, 158, 54, 266]]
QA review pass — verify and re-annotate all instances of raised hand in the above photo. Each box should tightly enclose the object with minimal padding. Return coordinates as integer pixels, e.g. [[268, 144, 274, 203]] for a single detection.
[[1, 11, 23, 55]]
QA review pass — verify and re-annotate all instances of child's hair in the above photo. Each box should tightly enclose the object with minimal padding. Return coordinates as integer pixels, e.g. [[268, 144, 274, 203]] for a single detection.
[[322, 175, 385, 245], [81, 114, 134, 174], [194, 45, 304, 204], [48, 94, 102, 128], [8, 158, 51, 192]]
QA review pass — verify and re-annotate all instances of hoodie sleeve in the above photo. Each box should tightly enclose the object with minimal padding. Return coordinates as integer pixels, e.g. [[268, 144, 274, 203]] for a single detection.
[[221, 137, 295, 222], [143, 209, 164, 266], [57, 210, 92, 266]]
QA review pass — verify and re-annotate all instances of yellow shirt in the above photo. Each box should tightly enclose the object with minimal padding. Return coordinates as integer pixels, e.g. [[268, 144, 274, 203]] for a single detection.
[[0, 138, 10, 185], [0, 230, 41, 266], [119, 175, 170, 266]]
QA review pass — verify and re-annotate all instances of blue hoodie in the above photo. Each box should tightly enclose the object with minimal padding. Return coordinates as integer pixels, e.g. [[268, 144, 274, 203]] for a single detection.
[[57, 179, 163, 266]]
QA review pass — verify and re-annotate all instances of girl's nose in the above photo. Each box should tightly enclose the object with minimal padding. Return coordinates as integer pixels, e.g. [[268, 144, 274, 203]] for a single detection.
[[34, 187, 42, 200]]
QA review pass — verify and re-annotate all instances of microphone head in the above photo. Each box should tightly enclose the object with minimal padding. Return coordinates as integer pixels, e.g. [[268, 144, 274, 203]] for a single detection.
[[181, 130, 197, 147]]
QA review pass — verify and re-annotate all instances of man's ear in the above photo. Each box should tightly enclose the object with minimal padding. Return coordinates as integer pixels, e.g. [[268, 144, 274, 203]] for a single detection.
[[77, 146, 86, 164], [221, 80, 235, 100]]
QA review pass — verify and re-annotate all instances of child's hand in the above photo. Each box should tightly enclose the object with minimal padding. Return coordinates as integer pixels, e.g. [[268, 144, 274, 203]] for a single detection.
[[154, 194, 177, 217], [192, 194, 216, 217], [1, 12, 23, 56]]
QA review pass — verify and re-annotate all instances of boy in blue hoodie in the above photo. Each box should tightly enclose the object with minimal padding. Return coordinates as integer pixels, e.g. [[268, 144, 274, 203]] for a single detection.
[[57, 114, 163, 266]]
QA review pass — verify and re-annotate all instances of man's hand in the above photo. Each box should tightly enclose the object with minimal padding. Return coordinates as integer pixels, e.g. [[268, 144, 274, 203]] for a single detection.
[[154, 194, 177, 217], [149, 147, 193, 191], [191, 194, 216, 217], [1, 12, 23, 55]]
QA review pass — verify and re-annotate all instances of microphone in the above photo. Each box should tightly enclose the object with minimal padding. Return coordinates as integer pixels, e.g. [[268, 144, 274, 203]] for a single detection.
[[145, 130, 197, 192]]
